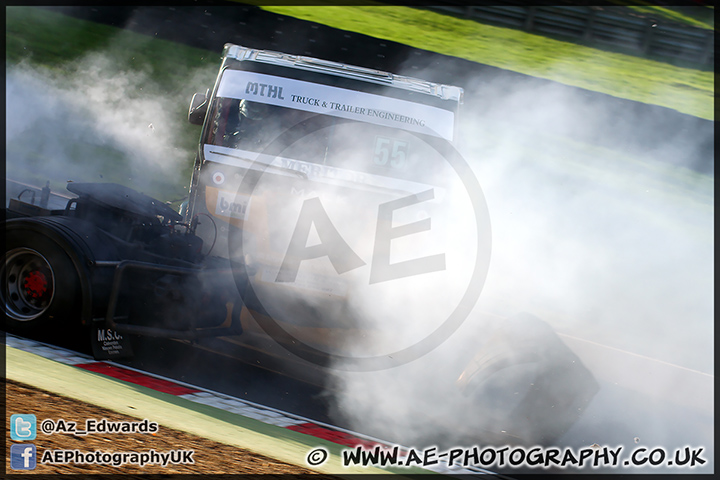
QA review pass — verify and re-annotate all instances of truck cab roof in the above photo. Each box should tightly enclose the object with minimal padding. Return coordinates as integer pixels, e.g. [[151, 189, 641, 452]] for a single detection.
[[222, 43, 464, 104]]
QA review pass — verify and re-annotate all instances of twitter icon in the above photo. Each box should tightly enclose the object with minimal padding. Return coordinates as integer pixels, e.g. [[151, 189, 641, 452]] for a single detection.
[[11, 414, 37, 441]]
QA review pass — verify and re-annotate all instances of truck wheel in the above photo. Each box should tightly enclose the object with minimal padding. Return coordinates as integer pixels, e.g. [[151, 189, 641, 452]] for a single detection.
[[2, 233, 81, 335]]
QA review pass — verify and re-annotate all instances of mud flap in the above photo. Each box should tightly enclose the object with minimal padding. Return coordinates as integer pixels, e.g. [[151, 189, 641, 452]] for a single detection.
[[458, 313, 599, 445], [90, 320, 134, 360]]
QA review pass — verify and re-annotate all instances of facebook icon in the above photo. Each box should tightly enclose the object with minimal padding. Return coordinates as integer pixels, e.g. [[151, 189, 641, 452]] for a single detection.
[[11, 444, 36, 470]]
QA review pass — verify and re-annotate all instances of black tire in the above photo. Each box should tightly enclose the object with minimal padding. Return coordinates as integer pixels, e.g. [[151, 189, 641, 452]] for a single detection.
[[2, 230, 82, 335]]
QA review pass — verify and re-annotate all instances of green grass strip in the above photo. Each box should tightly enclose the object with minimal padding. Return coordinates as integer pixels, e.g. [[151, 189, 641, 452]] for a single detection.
[[261, 5, 713, 120]]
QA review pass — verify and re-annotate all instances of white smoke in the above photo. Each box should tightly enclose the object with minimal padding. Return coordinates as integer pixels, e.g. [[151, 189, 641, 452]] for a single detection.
[[237, 122, 484, 363], [317, 59, 713, 473], [6, 51, 213, 199]]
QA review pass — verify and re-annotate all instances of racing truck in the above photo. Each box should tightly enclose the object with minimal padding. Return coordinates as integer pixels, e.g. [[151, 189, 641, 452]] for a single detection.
[[3, 43, 597, 447]]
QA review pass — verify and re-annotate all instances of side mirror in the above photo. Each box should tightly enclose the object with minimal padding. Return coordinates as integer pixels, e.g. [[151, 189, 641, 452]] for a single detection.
[[188, 89, 210, 125]]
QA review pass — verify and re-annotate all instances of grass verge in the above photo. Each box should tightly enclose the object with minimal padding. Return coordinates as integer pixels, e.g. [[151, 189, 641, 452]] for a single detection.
[[261, 5, 713, 120]]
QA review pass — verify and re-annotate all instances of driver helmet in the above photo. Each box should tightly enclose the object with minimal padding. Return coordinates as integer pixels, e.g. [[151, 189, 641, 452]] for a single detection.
[[239, 100, 268, 121]]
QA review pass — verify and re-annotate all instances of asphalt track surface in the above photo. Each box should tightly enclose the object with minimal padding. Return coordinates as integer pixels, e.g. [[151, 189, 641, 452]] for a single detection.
[[13, 326, 341, 433], [119, 337, 339, 428]]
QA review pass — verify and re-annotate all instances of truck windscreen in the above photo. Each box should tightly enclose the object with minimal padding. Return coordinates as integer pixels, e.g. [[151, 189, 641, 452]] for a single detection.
[[202, 69, 457, 192]]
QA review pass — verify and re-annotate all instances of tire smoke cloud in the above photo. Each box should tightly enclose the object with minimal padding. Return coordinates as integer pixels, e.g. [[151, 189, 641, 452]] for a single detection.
[[321, 55, 713, 472], [6, 52, 213, 200]]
